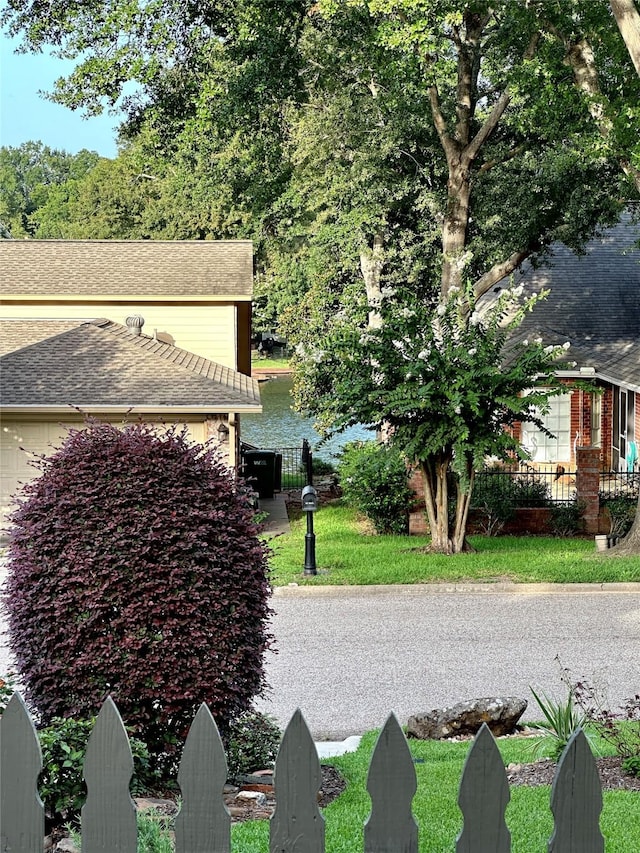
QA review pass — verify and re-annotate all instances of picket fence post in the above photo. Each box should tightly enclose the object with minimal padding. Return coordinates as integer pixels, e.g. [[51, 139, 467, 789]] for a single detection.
[[365, 713, 418, 853], [0, 692, 44, 853], [549, 729, 604, 853], [175, 702, 231, 853], [1, 692, 614, 853], [82, 695, 137, 853], [270, 707, 325, 853], [456, 723, 510, 853]]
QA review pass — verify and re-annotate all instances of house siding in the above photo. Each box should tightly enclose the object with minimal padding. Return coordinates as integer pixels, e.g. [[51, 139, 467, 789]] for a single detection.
[[0, 303, 237, 370]]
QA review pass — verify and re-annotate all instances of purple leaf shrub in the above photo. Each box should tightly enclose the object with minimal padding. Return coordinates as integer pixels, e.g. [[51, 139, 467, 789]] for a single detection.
[[5, 421, 272, 770]]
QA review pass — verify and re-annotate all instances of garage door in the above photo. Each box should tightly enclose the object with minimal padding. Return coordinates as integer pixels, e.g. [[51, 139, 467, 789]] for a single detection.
[[0, 421, 74, 529], [1, 419, 208, 530]]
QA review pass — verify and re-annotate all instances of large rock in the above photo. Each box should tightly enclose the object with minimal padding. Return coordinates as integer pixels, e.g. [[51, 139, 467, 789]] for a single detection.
[[407, 697, 527, 740]]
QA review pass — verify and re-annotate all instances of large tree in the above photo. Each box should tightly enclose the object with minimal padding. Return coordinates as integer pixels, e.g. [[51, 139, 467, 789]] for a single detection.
[[0, 142, 99, 237], [279, 2, 628, 551]]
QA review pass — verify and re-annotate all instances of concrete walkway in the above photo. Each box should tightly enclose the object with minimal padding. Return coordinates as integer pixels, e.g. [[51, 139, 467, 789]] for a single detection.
[[260, 494, 291, 538]]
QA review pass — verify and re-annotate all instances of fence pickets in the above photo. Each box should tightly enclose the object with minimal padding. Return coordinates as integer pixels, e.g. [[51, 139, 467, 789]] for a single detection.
[[1, 693, 610, 853], [456, 723, 510, 853]]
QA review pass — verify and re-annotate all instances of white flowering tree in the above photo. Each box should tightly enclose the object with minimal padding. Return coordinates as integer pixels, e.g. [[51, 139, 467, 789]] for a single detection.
[[295, 282, 572, 553]]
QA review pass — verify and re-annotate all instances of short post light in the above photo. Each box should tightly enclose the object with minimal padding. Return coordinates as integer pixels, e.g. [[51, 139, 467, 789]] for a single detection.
[[301, 485, 318, 575]]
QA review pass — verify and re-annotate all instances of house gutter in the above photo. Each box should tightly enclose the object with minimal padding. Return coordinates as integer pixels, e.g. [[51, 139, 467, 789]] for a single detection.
[[555, 369, 640, 395], [0, 405, 263, 415]]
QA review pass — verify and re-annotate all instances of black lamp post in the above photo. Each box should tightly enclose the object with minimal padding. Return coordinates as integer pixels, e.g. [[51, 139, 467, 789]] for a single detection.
[[301, 485, 318, 575]]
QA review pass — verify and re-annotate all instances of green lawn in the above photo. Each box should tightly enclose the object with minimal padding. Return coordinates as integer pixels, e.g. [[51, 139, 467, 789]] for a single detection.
[[250, 354, 291, 371], [267, 502, 640, 586], [232, 730, 640, 853]]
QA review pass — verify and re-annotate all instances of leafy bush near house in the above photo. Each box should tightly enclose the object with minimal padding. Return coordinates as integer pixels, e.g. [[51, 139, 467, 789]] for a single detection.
[[600, 494, 637, 537], [338, 441, 415, 535], [224, 710, 282, 781], [38, 716, 154, 825], [547, 499, 585, 537], [511, 475, 551, 507], [471, 470, 515, 535], [5, 421, 272, 776]]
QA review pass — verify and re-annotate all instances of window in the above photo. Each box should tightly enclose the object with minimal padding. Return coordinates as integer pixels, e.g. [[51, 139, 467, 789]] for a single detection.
[[590, 393, 601, 448], [521, 393, 571, 463]]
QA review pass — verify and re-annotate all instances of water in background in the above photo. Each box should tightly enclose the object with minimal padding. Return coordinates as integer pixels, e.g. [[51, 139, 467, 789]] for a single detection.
[[241, 375, 371, 462]]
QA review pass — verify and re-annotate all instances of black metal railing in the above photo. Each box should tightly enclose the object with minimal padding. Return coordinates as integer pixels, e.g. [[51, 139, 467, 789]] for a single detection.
[[240, 442, 313, 491], [599, 470, 640, 500], [472, 468, 577, 508]]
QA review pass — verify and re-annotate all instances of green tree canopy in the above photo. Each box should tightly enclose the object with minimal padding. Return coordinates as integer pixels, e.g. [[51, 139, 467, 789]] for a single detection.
[[0, 142, 100, 237]]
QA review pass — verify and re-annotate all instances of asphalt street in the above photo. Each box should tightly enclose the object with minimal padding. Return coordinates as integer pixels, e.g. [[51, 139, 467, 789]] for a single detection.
[[2, 572, 639, 740], [255, 584, 640, 738]]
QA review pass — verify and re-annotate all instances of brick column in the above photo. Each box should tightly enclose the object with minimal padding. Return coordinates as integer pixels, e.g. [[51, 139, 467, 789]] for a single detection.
[[576, 446, 601, 534]]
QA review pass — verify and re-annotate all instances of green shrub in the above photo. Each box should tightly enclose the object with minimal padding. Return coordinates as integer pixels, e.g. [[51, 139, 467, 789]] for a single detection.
[[338, 441, 415, 535], [512, 474, 551, 507], [548, 499, 585, 536], [471, 471, 515, 535], [311, 457, 336, 476], [600, 495, 637, 537], [224, 710, 281, 781], [38, 716, 154, 825]]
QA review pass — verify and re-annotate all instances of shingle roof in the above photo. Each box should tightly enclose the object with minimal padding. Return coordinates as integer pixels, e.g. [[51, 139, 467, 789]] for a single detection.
[[0, 240, 253, 299], [0, 319, 262, 411], [491, 210, 640, 392]]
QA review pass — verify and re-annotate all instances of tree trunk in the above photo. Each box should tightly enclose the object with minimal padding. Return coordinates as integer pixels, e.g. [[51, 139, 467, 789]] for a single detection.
[[611, 0, 640, 78], [420, 455, 474, 554], [607, 491, 640, 555], [360, 233, 385, 329], [441, 160, 472, 299]]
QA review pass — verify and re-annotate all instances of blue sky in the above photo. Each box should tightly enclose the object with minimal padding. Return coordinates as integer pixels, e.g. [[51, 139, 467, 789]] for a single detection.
[[1, 34, 120, 157]]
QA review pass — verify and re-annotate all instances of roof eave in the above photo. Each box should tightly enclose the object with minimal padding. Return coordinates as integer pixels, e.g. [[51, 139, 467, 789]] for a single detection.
[[0, 294, 253, 303], [0, 404, 263, 415]]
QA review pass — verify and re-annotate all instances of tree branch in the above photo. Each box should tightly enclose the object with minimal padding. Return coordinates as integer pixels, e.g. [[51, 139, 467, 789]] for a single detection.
[[465, 30, 539, 164], [473, 248, 532, 301], [428, 84, 458, 161]]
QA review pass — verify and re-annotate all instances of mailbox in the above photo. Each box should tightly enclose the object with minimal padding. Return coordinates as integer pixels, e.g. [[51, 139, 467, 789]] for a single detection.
[[301, 485, 318, 512]]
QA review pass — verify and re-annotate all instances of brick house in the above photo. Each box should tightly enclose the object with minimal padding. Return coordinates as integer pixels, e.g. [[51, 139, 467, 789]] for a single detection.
[[486, 210, 640, 472]]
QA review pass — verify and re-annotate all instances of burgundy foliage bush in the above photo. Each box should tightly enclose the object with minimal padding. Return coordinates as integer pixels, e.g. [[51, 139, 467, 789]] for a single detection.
[[5, 421, 272, 769]]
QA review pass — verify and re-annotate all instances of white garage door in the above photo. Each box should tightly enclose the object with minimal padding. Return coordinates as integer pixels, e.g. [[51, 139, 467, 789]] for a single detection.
[[1, 419, 208, 530], [0, 420, 74, 529]]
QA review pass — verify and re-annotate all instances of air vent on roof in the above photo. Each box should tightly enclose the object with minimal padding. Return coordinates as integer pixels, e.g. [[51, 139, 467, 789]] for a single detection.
[[125, 315, 145, 336]]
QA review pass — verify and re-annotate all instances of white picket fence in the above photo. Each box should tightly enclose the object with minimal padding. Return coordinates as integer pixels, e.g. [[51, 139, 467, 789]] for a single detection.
[[1, 691, 606, 853]]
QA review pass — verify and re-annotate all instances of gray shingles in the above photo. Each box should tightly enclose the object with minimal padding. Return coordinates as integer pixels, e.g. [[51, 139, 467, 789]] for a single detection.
[[0, 240, 253, 299], [491, 210, 640, 390], [0, 319, 261, 410]]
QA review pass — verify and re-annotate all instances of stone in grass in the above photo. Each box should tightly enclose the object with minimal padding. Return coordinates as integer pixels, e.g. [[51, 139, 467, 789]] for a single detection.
[[407, 697, 527, 740]]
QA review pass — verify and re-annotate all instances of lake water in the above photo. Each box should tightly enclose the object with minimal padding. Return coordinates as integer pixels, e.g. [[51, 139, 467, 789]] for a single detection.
[[241, 375, 371, 462]]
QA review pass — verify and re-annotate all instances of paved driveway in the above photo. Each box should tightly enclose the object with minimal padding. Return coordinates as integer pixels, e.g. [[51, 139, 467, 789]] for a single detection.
[[255, 584, 640, 738], [2, 570, 639, 739]]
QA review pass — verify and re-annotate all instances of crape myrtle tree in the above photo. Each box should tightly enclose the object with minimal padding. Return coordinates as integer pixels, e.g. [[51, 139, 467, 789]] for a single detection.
[[5, 422, 272, 771]]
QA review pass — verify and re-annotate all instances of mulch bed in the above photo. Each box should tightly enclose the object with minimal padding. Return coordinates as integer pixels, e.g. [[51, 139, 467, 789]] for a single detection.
[[507, 755, 640, 791]]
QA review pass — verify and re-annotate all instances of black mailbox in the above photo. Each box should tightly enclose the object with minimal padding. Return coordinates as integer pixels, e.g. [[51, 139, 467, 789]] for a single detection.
[[301, 485, 318, 512]]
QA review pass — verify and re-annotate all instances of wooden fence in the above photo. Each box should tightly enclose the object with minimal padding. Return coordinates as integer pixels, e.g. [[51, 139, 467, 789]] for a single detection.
[[1, 692, 605, 853]]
